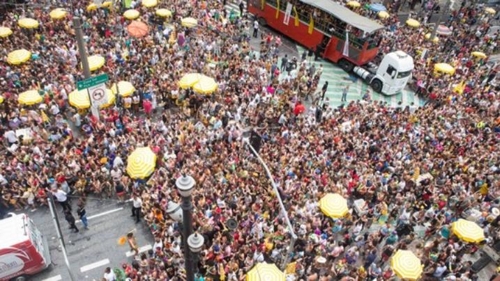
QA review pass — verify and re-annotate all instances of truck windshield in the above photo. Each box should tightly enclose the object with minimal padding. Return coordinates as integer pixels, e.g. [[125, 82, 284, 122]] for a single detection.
[[397, 70, 412, 78]]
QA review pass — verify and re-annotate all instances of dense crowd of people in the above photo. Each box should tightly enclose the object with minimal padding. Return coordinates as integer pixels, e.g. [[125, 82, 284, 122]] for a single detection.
[[1, 0, 500, 280]]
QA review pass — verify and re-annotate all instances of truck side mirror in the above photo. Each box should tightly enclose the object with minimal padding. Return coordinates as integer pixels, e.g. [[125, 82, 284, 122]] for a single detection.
[[391, 71, 396, 78]]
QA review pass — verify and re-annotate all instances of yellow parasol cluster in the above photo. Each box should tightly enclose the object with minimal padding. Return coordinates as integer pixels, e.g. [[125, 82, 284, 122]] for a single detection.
[[434, 63, 455, 75], [406, 19, 420, 28], [471, 51, 487, 59], [50, 8, 67, 20], [181, 17, 198, 28], [111, 81, 136, 97], [142, 0, 157, 7], [18, 18, 39, 29], [424, 33, 439, 43], [246, 263, 285, 281], [178, 73, 218, 94], [7, 49, 31, 65], [346, 1, 360, 7], [126, 147, 157, 179], [124, 9, 140, 20], [156, 8, 172, 17], [86, 55, 106, 71], [391, 250, 423, 280], [319, 193, 348, 218], [18, 90, 43, 105], [485, 7, 496, 14], [69, 88, 115, 109], [452, 219, 485, 243], [378, 11, 389, 19], [0, 27, 13, 37]]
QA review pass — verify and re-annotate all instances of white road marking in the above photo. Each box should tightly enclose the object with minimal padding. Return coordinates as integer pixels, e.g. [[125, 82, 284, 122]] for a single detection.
[[80, 258, 110, 272], [42, 275, 62, 281], [126, 244, 153, 257], [76, 207, 123, 223]]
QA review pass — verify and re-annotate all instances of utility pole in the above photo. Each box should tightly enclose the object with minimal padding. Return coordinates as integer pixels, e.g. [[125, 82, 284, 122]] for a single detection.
[[430, 0, 452, 40], [73, 17, 91, 79], [48, 197, 76, 281], [243, 139, 297, 270]]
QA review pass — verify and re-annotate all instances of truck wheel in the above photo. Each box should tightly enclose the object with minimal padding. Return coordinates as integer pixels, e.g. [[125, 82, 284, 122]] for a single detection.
[[13, 276, 27, 281], [371, 79, 383, 93], [258, 17, 267, 26], [339, 59, 354, 72]]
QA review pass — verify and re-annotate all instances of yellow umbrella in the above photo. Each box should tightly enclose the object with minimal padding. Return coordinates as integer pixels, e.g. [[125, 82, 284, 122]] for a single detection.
[[18, 90, 43, 105], [0, 27, 13, 38], [452, 219, 485, 243], [7, 49, 31, 65], [406, 18, 420, 28], [126, 147, 157, 179], [124, 9, 140, 20], [472, 51, 487, 59], [101, 1, 112, 7], [434, 63, 455, 75], [100, 90, 116, 108], [86, 55, 106, 71], [319, 193, 348, 218], [87, 3, 98, 11], [111, 81, 136, 97], [378, 11, 389, 19], [0, 96, 4, 104], [156, 8, 172, 17], [69, 89, 115, 109], [485, 7, 496, 14], [391, 250, 423, 280], [142, 0, 157, 7], [246, 263, 285, 281], [181, 17, 198, 28], [424, 33, 439, 43], [18, 18, 39, 29], [346, 1, 360, 7], [193, 75, 218, 94], [179, 73, 202, 89], [69, 89, 91, 109], [50, 8, 67, 20]]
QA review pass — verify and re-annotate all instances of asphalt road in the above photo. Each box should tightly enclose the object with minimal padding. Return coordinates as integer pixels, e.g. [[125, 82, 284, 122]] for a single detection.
[[21, 197, 154, 281]]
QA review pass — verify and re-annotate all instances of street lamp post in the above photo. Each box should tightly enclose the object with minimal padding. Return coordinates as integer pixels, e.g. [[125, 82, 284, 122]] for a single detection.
[[165, 175, 199, 281]]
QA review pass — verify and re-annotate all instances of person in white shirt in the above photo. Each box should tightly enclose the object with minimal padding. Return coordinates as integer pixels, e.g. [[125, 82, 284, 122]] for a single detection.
[[52, 188, 71, 212], [3, 130, 18, 144], [131, 193, 142, 223], [103, 267, 116, 281]]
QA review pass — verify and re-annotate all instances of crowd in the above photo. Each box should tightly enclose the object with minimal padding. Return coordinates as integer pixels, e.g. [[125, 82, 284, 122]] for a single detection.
[[1, 0, 500, 280]]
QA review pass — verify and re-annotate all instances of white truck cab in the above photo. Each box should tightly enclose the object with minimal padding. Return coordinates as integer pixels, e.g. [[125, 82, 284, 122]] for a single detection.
[[353, 50, 414, 96]]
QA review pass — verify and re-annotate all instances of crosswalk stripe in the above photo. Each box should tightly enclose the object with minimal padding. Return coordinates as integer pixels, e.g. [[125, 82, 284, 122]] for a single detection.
[[42, 275, 62, 281], [126, 244, 153, 257], [80, 259, 110, 273]]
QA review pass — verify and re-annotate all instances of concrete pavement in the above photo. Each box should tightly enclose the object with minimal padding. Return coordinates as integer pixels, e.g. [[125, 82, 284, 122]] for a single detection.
[[24, 197, 154, 281]]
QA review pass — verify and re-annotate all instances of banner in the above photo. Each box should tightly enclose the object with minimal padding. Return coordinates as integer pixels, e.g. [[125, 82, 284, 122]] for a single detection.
[[261, 0, 265, 10], [276, 0, 280, 19], [283, 3, 292, 25], [293, 6, 299, 26], [308, 14, 314, 34], [343, 31, 349, 57]]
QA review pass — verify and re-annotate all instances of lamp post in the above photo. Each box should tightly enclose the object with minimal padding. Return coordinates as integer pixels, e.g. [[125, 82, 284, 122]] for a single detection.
[[165, 175, 199, 281]]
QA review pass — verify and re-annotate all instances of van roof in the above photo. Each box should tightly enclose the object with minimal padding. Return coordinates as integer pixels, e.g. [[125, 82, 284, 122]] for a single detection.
[[0, 214, 30, 248]]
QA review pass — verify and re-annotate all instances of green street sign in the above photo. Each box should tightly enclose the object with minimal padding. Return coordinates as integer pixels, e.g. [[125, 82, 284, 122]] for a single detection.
[[76, 74, 109, 90]]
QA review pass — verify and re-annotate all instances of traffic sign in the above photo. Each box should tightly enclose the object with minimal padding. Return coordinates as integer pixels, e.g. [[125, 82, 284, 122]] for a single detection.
[[88, 83, 107, 106], [77, 74, 109, 90]]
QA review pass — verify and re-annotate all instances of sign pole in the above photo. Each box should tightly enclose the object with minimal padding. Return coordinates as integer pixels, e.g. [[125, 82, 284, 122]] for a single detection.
[[73, 17, 91, 79]]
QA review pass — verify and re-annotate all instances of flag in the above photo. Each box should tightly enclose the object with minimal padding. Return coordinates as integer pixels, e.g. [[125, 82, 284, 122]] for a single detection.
[[453, 80, 466, 94], [261, 0, 265, 9], [293, 6, 299, 26], [343, 31, 349, 57], [308, 14, 314, 34], [276, 0, 280, 19], [123, 0, 132, 8]]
